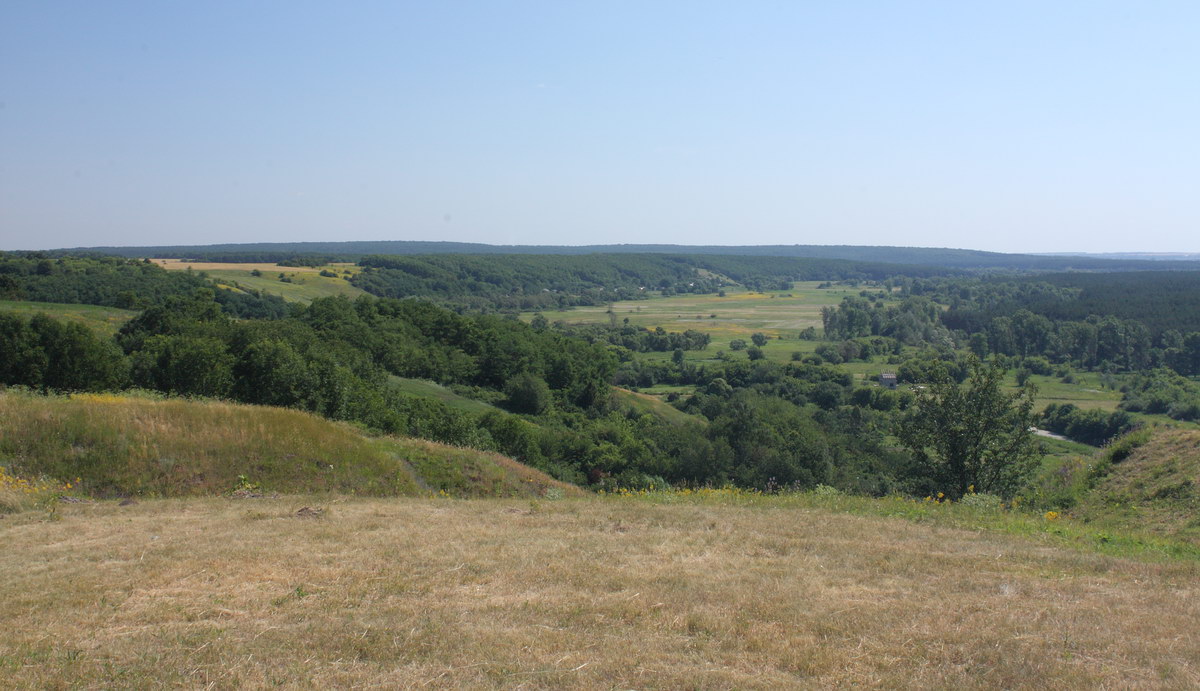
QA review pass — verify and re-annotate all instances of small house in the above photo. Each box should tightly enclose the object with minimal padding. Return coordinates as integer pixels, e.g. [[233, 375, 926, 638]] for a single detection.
[[879, 372, 898, 389]]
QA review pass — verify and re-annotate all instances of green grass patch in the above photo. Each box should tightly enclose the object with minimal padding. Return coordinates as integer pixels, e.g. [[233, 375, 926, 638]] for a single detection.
[[605, 487, 1200, 563], [203, 269, 367, 304], [388, 377, 500, 414], [612, 387, 706, 426]]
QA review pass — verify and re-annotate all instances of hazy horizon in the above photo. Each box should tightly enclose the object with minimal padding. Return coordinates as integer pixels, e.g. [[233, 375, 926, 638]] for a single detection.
[[3, 2, 1198, 253]]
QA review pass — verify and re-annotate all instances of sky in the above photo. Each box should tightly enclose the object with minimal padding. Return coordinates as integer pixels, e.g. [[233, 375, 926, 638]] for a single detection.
[[1, 1, 1197, 253]]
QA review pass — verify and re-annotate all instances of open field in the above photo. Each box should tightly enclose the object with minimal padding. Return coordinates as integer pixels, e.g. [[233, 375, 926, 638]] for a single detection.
[[150, 259, 354, 274], [1, 494, 1197, 689], [533, 283, 880, 340], [152, 259, 366, 303], [1008, 372, 1124, 413], [0, 300, 138, 336]]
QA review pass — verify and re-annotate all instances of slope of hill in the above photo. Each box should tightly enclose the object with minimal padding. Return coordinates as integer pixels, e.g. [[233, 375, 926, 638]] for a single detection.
[[613, 387, 706, 426], [1074, 428, 1200, 544], [0, 300, 138, 336], [51, 240, 1200, 271], [0, 392, 579, 501]]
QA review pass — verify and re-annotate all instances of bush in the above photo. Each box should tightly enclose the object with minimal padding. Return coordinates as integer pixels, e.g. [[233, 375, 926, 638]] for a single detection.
[[1105, 428, 1151, 464], [503, 372, 552, 415]]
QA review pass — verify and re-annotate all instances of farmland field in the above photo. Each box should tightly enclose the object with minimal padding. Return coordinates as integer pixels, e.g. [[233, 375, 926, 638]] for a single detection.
[[533, 283, 881, 341]]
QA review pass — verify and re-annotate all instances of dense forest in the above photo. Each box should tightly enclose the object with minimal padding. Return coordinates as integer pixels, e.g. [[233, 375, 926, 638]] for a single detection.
[[350, 253, 954, 310], [0, 254, 287, 318]]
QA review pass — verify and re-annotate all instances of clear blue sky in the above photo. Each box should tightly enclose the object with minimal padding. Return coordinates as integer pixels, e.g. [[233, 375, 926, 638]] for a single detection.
[[2, 1, 1197, 252]]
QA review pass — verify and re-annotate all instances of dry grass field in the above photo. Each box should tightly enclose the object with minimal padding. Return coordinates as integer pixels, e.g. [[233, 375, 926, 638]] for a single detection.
[[2, 495, 1197, 689]]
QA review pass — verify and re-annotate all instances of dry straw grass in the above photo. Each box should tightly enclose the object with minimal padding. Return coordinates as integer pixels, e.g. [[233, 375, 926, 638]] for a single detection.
[[2, 495, 1198, 689]]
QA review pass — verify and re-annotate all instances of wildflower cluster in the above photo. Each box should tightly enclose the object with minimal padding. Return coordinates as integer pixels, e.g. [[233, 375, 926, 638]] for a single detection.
[[0, 466, 76, 495], [0, 465, 77, 512], [68, 392, 131, 404]]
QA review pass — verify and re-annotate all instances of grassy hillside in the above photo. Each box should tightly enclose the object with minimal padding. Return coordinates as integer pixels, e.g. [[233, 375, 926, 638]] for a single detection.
[[1073, 428, 1200, 544], [0, 392, 578, 502], [1, 494, 1197, 688], [0, 299, 138, 336], [152, 259, 367, 304], [613, 387, 705, 426], [387, 376, 500, 414]]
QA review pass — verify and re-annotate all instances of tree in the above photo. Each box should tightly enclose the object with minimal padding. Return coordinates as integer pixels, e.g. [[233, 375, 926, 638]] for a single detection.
[[751, 332, 768, 347], [504, 372, 551, 415], [897, 356, 1037, 498]]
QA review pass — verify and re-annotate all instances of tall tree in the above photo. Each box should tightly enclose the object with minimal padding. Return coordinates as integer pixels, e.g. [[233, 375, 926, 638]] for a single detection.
[[898, 356, 1037, 498]]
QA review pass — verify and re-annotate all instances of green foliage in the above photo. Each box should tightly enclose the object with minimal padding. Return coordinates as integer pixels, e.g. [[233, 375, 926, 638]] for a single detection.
[[503, 372, 551, 415], [553, 323, 710, 353], [1040, 403, 1133, 446], [131, 335, 234, 398], [0, 312, 128, 392], [0, 253, 287, 318], [898, 356, 1039, 498], [1121, 369, 1200, 421]]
